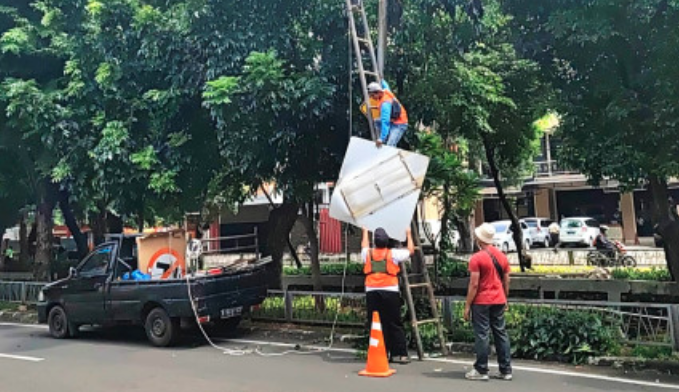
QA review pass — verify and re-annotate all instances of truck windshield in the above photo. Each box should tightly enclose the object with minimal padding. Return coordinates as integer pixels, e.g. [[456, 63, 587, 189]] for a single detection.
[[79, 244, 115, 277]]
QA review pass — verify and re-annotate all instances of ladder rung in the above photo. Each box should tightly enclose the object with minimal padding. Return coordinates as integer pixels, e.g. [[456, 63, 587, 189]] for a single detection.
[[408, 283, 430, 289], [364, 70, 379, 77], [416, 319, 440, 326], [357, 37, 371, 44]]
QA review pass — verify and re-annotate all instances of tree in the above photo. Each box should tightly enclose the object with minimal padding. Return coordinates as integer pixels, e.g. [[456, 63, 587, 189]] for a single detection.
[[507, 0, 679, 280], [393, 0, 546, 270], [203, 50, 340, 287], [416, 132, 480, 257]]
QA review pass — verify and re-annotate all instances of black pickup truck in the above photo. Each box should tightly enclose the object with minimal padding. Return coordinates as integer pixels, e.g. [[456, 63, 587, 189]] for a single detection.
[[37, 238, 271, 347]]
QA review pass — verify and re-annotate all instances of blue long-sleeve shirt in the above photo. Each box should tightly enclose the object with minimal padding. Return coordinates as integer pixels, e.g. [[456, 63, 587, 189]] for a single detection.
[[379, 80, 392, 141]]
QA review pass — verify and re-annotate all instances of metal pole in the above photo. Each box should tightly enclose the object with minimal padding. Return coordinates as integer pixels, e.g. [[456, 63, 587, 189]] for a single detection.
[[377, 0, 387, 75], [545, 133, 553, 177]]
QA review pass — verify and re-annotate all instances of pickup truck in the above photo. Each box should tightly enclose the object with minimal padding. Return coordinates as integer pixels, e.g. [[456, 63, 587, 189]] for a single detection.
[[37, 237, 272, 347]]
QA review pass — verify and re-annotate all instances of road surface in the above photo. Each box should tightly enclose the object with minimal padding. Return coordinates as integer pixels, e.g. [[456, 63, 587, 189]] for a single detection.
[[0, 323, 677, 392]]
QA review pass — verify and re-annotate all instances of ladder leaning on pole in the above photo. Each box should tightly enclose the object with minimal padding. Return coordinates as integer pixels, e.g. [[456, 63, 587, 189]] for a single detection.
[[345, 0, 448, 361]]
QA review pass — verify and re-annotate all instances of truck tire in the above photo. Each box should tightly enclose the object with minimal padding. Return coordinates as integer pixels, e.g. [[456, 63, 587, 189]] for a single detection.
[[145, 307, 179, 347], [48, 306, 78, 339]]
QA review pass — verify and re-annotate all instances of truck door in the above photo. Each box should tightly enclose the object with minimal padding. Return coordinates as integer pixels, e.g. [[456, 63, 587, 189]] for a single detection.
[[65, 243, 117, 325]]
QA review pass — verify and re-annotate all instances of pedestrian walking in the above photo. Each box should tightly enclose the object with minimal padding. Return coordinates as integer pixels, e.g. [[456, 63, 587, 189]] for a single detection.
[[361, 227, 413, 364], [464, 223, 512, 381], [548, 221, 560, 250], [366, 80, 408, 148]]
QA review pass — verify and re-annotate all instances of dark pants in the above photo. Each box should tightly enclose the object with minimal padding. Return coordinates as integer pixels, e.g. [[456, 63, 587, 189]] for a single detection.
[[366, 290, 408, 358], [550, 233, 559, 247], [471, 304, 512, 375]]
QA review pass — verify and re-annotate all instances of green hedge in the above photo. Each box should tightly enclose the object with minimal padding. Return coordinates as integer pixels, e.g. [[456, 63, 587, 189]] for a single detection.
[[282, 262, 671, 282], [611, 267, 672, 281]]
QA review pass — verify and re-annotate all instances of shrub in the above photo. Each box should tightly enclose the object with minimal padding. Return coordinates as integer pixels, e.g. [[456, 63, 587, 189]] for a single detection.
[[611, 267, 671, 281], [512, 307, 620, 364]]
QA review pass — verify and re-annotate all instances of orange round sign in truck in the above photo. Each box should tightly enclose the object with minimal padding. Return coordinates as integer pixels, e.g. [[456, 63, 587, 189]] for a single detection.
[[147, 247, 185, 279]]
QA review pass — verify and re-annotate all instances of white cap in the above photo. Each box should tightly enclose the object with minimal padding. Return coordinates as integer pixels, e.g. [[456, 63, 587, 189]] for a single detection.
[[474, 223, 496, 245], [367, 82, 383, 94]]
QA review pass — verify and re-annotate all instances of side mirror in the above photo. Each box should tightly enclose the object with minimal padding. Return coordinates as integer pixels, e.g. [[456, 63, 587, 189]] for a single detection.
[[69, 267, 78, 278]]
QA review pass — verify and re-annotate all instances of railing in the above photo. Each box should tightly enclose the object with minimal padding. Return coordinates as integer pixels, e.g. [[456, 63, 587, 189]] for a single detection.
[[251, 290, 678, 349], [533, 160, 580, 178], [201, 228, 260, 259], [0, 281, 46, 304]]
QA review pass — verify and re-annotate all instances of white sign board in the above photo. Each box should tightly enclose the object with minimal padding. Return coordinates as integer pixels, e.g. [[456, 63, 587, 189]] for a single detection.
[[329, 137, 430, 241]]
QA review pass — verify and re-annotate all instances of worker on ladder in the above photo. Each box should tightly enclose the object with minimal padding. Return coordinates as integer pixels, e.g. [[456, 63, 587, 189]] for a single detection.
[[367, 80, 408, 148], [361, 227, 413, 364]]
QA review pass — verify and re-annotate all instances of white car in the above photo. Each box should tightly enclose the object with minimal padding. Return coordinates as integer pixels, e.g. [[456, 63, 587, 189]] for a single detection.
[[559, 217, 601, 247], [520, 217, 554, 248], [490, 220, 532, 253]]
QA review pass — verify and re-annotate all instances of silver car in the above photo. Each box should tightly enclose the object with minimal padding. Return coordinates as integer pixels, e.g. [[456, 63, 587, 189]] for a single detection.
[[520, 218, 554, 248]]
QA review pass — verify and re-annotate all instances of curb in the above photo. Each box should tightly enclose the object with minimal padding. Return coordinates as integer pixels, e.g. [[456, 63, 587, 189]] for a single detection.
[[589, 356, 679, 374]]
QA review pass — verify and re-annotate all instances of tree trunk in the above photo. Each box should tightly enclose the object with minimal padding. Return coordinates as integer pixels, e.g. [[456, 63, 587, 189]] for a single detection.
[[58, 189, 88, 260], [302, 202, 325, 312], [34, 188, 56, 281], [266, 202, 300, 288], [107, 212, 123, 234], [649, 175, 679, 281], [286, 236, 304, 269], [137, 210, 145, 233], [301, 204, 322, 292], [27, 221, 37, 260], [90, 209, 106, 245], [455, 216, 474, 254], [19, 210, 28, 265], [483, 135, 527, 271]]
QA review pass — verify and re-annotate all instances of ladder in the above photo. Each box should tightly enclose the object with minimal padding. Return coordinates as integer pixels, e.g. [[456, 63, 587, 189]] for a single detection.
[[345, 0, 448, 360]]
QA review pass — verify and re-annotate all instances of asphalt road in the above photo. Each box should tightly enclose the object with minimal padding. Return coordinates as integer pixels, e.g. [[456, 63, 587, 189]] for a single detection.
[[0, 323, 677, 392]]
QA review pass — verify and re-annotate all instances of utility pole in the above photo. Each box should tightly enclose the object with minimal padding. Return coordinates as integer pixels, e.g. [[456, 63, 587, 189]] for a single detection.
[[377, 0, 387, 76]]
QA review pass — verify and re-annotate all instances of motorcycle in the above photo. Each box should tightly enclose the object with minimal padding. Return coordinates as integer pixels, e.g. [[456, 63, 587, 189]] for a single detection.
[[587, 240, 637, 268]]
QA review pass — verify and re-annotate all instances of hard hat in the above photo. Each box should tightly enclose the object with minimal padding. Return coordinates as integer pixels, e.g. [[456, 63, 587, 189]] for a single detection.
[[367, 82, 383, 94], [600, 225, 609, 231]]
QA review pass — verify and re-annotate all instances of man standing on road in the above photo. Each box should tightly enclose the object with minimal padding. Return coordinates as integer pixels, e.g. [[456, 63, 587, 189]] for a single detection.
[[366, 80, 408, 148], [361, 227, 413, 364], [464, 223, 512, 381]]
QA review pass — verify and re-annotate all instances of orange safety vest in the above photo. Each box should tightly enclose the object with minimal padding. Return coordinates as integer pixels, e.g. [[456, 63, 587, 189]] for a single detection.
[[364, 249, 400, 288], [368, 90, 408, 125]]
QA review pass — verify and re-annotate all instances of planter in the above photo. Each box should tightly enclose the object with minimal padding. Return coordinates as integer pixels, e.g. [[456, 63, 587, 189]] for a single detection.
[[281, 275, 679, 302]]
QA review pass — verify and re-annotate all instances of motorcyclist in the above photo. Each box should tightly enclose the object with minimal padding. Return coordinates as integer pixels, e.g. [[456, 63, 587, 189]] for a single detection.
[[594, 225, 616, 260]]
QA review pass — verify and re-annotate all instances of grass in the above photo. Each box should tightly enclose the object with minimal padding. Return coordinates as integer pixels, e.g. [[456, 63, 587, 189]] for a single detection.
[[0, 301, 20, 312]]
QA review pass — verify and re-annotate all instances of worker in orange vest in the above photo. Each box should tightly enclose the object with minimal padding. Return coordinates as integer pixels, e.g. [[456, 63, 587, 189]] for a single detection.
[[367, 80, 408, 148], [361, 226, 414, 364]]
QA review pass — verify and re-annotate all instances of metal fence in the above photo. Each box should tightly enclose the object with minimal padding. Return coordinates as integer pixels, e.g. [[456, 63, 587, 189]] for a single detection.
[[0, 281, 46, 304], [251, 290, 677, 349]]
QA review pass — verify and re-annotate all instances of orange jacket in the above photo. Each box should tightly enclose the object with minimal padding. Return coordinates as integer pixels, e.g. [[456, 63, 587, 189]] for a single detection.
[[364, 248, 400, 288]]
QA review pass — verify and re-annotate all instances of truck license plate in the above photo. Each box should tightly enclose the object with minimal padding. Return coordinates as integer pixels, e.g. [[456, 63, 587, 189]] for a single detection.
[[220, 306, 243, 319]]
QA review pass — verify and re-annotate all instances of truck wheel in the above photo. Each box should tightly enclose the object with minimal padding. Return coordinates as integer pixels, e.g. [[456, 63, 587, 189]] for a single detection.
[[145, 307, 179, 347], [48, 306, 77, 339]]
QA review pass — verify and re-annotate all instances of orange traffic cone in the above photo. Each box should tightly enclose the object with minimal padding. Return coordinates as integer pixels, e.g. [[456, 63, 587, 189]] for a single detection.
[[359, 311, 396, 378]]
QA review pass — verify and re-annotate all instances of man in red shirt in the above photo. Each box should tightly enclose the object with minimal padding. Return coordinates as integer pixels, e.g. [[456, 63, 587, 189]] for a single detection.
[[464, 223, 512, 381]]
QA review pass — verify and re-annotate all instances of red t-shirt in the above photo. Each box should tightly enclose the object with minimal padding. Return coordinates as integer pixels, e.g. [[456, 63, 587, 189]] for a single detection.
[[468, 246, 510, 305]]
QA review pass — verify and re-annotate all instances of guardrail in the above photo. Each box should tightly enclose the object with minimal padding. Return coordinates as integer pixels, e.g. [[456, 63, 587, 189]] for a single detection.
[[251, 290, 678, 350], [0, 281, 46, 304]]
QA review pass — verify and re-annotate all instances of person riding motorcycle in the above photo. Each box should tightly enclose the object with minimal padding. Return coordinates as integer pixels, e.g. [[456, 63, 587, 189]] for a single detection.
[[594, 225, 616, 260]]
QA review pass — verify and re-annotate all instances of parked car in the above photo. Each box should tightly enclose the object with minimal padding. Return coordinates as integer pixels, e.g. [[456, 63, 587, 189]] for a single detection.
[[559, 217, 600, 247], [520, 217, 554, 248], [490, 220, 531, 253]]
